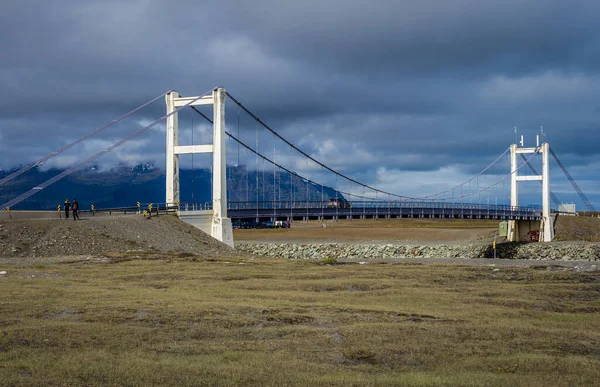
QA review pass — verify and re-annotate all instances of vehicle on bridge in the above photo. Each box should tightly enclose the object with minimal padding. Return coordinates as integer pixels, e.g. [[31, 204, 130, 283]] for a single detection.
[[326, 198, 351, 209], [232, 221, 291, 229]]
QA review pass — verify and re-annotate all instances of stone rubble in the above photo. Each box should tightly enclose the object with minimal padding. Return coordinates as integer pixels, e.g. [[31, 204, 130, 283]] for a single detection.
[[237, 242, 600, 261]]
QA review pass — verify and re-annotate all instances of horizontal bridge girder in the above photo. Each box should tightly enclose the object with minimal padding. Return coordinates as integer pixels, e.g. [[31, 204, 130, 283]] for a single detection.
[[173, 96, 214, 107], [179, 210, 213, 216], [222, 207, 541, 222], [174, 145, 213, 155], [515, 147, 541, 154], [517, 175, 543, 181]]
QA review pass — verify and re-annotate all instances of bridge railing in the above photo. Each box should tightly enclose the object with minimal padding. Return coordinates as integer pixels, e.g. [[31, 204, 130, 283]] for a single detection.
[[179, 202, 213, 211], [79, 202, 178, 215], [80, 200, 541, 218], [219, 200, 541, 214]]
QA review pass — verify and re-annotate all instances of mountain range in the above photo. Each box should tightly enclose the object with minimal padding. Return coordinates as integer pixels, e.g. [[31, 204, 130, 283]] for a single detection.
[[0, 164, 342, 210]]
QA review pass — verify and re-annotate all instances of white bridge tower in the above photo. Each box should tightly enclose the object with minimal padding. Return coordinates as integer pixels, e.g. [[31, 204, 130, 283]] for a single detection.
[[165, 87, 234, 247], [508, 139, 554, 242]]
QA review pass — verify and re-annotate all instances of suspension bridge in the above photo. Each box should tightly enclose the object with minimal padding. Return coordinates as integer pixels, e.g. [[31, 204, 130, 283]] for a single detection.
[[1, 87, 596, 247]]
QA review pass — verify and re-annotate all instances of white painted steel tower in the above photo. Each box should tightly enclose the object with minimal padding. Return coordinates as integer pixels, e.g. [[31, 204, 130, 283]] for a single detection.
[[508, 139, 554, 242], [165, 88, 234, 247]]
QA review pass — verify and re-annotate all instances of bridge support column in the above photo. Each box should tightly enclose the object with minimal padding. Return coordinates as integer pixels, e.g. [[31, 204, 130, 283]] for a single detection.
[[211, 88, 234, 247], [508, 142, 553, 242], [165, 91, 180, 206], [509, 220, 540, 242], [540, 143, 554, 242], [167, 88, 233, 248]]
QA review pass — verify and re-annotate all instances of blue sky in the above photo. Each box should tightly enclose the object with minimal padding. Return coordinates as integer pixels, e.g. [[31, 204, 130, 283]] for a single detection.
[[1, 0, 599, 209]]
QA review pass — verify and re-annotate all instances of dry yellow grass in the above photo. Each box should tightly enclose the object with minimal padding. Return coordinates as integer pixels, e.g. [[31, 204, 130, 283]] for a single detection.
[[1, 254, 599, 386]]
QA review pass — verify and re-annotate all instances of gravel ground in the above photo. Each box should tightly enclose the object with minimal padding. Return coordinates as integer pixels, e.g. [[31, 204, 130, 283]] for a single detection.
[[0, 214, 239, 259], [235, 221, 497, 245], [2, 214, 599, 272]]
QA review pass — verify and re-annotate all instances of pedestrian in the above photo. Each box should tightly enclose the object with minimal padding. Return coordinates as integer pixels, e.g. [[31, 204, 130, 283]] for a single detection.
[[72, 199, 80, 221], [64, 199, 70, 219]]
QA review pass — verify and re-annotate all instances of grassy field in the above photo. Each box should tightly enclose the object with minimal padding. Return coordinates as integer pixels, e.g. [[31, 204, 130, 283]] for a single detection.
[[1, 254, 599, 386]]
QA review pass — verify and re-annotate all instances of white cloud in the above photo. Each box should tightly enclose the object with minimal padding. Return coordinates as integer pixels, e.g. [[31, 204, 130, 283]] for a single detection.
[[40, 155, 80, 171]]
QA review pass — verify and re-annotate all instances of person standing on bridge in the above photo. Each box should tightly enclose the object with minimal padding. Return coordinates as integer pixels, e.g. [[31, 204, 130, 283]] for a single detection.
[[64, 199, 70, 219], [72, 199, 80, 221]]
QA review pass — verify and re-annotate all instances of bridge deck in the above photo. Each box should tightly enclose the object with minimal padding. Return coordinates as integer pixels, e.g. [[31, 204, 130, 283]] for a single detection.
[[227, 207, 540, 222]]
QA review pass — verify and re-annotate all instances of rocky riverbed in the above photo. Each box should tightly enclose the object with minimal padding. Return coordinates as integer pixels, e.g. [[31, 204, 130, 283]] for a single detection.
[[238, 242, 600, 261]]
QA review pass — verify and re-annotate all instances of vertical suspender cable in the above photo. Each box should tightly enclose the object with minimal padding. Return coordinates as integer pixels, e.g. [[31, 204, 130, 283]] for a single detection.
[[256, 122, 259, 219], [335, 173, 338, 219], [237, 106, 240, 167], [237, 105, 241, 205], [210, 135, 213, 211], [305, 158, 309, 212], [520, 153, 561, 207], [226, 92, 419, 200], [191, 109, 195, 205], [245, 147, 249, 205], [273, 135, 276, 215], [321, 166, 324, 219]]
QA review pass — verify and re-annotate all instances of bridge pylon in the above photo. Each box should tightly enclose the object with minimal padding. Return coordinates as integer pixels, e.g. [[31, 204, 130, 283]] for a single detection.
[[165, 88, 234, 247], [508, 141, 554, 242]]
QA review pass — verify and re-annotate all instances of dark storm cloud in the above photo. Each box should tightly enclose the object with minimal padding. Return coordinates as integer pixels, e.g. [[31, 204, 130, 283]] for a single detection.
[[232, 0, 600, 74], [1, 0, 599, 207]]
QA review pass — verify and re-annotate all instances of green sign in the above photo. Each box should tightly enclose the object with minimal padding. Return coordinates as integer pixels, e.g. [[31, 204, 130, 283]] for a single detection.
[[499, 221, 508, 237]]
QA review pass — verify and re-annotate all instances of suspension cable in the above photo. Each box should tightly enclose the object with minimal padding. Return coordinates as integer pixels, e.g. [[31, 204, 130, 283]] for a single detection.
[[225, 91, 418, 200], [1, 88, 218, 210], [194, 98, 536, 205], [519, 153, 561, 208], [190, 108, 380, 201], [0, 91, 171, 187], [458, 150, 541, 203], [549, 147, 596, 212], [420, 146, 511, 199]]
